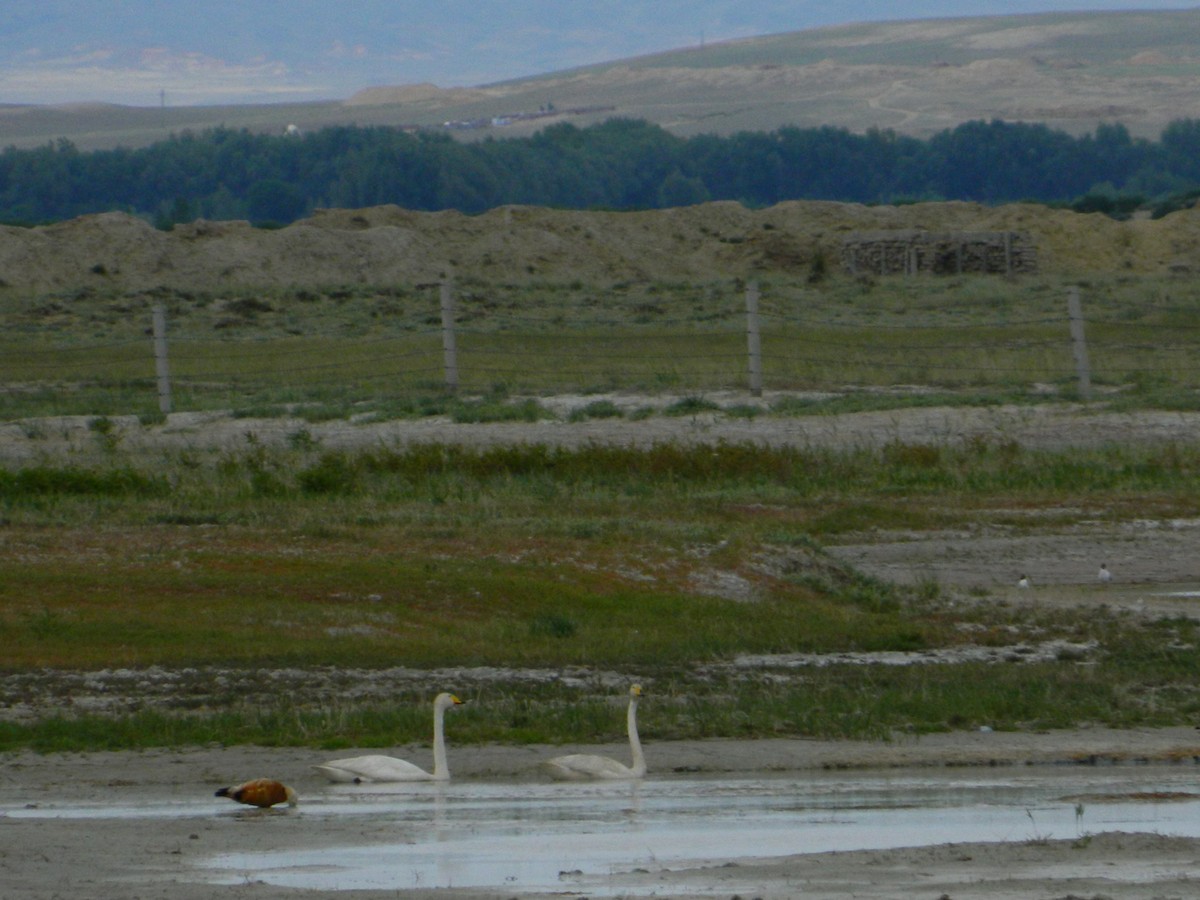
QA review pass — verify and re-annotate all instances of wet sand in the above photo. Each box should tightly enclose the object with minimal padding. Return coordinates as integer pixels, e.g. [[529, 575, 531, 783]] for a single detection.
[[4, 728, 1200, 899]]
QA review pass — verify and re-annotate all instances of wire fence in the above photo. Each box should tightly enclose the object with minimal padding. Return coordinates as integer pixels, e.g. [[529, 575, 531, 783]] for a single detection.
[[4, 280, 1200, 419]]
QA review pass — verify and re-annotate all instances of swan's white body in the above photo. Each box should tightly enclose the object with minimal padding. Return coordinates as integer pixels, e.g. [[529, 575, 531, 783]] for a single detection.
[[314, 692, 462, 783], [542, 685, 645, 781], [1099, 564, 1113, 583]]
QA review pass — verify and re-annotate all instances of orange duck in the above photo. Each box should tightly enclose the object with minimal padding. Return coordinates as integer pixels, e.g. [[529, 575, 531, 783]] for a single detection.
[[214, 778, 298, 808]]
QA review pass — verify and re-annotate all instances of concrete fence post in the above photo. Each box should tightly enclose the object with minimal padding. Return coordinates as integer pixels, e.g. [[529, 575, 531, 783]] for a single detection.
[[1067, 285, 1092, 400], [746, 280, 763, 397], [152, 303, 172, 414], [440, 280, 459, 393]]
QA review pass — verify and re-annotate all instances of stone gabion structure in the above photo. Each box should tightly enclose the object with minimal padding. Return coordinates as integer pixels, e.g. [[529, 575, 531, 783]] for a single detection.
[[841, 230, 1037, 276]]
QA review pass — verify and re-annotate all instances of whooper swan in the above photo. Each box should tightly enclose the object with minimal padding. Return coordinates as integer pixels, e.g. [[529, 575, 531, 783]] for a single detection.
[[313, 692, 463, 783], [215, 778, 298, 808], [542, 684, 646, 781]]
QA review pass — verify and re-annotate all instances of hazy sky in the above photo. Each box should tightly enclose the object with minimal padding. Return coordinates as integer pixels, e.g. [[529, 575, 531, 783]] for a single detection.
[[1, 1, 1196, 106]]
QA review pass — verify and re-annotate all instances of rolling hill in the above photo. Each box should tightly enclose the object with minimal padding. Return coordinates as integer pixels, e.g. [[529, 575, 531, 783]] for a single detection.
[[3, 9, 1200, 152]]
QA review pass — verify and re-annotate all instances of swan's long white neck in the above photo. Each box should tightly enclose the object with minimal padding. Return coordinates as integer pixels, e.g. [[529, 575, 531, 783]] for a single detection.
[[431, 702, 451, 780], [626, 696, 646, 777]]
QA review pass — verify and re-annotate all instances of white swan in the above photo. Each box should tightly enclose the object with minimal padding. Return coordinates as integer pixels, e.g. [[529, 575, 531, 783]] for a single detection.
[[1099, 563, 1113, 583], [313, 692, 463, 783], [542, 685, 646, 781]]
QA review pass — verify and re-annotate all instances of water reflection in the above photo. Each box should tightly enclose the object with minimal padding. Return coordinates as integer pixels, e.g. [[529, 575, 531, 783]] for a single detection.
[[198, 767, 1200, 895], [6, 767, 1197, 894]]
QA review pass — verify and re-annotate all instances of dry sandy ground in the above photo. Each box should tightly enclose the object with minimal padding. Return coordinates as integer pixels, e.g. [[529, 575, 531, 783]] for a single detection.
[[5, 730, 1200, 899], [3, 198, 1200, 304], [8, 396, 1200, 461], [4, 401, 1200, 897]]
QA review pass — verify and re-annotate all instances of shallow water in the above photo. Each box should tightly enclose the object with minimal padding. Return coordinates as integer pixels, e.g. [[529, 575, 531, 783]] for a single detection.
[[14, 765, 1198, 895], [199, 767, 1200, 894]]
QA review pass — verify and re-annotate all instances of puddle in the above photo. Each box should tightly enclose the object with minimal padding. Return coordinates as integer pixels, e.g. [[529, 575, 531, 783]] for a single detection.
[[198, 769, 1200, 894], [7, 766, 1199, 895], [5, 798, 216, 819]]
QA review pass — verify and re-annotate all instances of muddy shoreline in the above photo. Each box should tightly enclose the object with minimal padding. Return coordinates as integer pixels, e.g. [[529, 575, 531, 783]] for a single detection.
[[5, 729, 1200, 899]]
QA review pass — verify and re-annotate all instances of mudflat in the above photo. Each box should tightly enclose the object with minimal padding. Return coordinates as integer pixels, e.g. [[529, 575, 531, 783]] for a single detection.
[[5, 728, 1200, 899]]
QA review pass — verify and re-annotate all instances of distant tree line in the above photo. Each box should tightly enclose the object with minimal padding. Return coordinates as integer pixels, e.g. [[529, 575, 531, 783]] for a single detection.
[[3, 117, 1200, 228]]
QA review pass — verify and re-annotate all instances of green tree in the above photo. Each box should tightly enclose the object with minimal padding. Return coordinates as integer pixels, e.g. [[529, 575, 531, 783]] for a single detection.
[[247, 178, 306, 224], [657, 168, 711, 207]]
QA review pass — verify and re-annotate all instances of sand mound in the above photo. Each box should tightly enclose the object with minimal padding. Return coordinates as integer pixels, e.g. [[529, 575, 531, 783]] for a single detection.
[[0, 200, 1195, 296]]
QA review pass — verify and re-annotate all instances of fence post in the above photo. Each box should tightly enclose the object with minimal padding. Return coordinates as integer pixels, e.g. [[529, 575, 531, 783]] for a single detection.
[[1067, 285, 1092, 400], [745, 280, 763, 397], [152, 303, 172, 414], [440, 280, 459, 393]]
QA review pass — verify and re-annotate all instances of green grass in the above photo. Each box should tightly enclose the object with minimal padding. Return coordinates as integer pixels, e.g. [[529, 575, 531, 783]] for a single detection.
[[0, 524, 926, 670], [3, 645, 1196, 752], [3, 271, 1200, 751], [3, 271, 1200, 419], [1, 438, 1200, 751], [9, 438, 1198, 522]]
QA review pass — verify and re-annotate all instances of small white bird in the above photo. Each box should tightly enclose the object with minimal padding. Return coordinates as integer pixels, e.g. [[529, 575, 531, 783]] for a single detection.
[[1017, 574, 1030, 589], [1098, 563, 1112, 583]]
